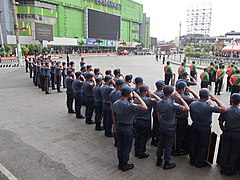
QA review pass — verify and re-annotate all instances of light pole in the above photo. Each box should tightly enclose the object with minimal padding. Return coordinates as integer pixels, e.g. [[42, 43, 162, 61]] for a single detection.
[[0, 11, 4, 49], [12, 0, 23, 66]]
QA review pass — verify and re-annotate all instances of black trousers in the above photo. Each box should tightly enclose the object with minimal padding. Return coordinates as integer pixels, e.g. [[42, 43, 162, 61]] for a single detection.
[[190, 71, 196, 79], [209, 73, 215, 86], [165, 74, 172, 85], [56, 75, 61, 92], [231, 85, 239, 95], [135, 123, 150, 156], [175, 117, 188, 151], [189, 127, 210, 165], [201, 81, 209, 88], [66, 91, 74, 112], [29, 69, 32, 78], [75, 94, 83, 118], [226, 77, 231, 91], [94, 102, 103, 127], [33, 71, 36, 84], [25, 64, 29, 72], [215, 79, 223, 95], [85, 96, 95, 123], [62, 74, 66, 88], [221, 131, 240, 169], [45, 77, 50, 93], [51, 73, 55, 89], [41, 75, 45, 91]]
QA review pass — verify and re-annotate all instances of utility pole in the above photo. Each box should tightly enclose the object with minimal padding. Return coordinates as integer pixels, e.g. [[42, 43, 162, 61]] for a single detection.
[[12, 0, 23, 66], [179, 21, 181, 51], [0, 11, 4, 49], [115, 31, 118, 51]]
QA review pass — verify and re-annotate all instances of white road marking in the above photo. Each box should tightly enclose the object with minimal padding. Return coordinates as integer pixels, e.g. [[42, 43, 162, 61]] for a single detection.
[[0, 163, 18, 180]]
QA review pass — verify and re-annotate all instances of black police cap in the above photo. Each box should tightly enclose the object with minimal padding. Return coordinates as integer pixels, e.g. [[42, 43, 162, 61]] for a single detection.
[[231, 93, 240, 101]]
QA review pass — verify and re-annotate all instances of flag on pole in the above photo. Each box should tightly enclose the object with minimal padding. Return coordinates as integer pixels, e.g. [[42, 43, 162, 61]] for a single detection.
[[17, 23, 30, 31], [216, 38, 222, 46]]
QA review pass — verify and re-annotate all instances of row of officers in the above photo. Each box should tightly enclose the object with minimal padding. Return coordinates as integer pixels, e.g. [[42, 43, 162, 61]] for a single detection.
[[24, 58, 240, 176]]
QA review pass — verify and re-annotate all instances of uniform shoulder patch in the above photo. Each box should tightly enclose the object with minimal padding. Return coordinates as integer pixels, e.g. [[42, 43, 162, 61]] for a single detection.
[[210, 104, 215, 108]]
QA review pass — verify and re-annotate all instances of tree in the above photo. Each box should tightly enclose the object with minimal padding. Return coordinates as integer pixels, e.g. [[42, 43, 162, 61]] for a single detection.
[[42, 47, 49, 54], [4, 44, 11, 56], [77, 40, 86, 54], [28, 44, 41, 55], [21, 45, 29, 55], [200, 44, 211, 53], [214, 42, 223, 53], [184, 46, 194, 54]]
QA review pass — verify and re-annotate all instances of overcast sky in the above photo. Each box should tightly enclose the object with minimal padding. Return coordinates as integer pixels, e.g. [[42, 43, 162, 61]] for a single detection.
[[134, 0, 240, 41]]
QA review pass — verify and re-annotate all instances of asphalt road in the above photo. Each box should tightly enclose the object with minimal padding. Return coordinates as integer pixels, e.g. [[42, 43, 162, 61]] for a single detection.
[[0, 55, 239, 180]]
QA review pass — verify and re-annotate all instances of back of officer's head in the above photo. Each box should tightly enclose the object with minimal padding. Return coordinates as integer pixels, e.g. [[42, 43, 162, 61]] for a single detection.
[[163, 85, 174, 96], [104, 75, 112, 83], [94, 68, 100, 74], [125, 74, 133, 82], [181, 72, 188, 79], [114, 69, 120, 76], [176, 81, 187, 92], [155, 80, 165, 90], [139, 85, 148, 96], [231, 93, 240, 105], [95, 77, 102, 84], [81, 66, 86, 71], [85, 73, 93, 80], [75, 71, 81, 78], [135, 77, 143, 85], [199, 88, 210, 100], [192, 61, 195, 64], [121, 86, 132, 97], [105, 70, 112, 75], [116, 79, 124, 88]]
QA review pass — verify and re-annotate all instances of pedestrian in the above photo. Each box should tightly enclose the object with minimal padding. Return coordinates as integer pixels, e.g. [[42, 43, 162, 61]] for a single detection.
[[190, 61, 197, 79], [171, 82, 199, 156], [55, 61, 63, 93], [156, 53, 158, 62], [83, 73, 96, 124], [189, 88, 226, 168], [200, 68, 209, 88], [215, 65, 226, 95], [101, 75, 115, 137], [162, 55, 166, 64], [134, 86, 161, 159], [218, 93, 240, 177], [65, 69, 75, 113], [92, 77, 104, 131], [151, 80, 165, 146], [113, 86, 147, 171], [178, 62, 186, 79], [229, 69, 240, 95], [164, 61, 173, 85], [156, 86, 189, 169]]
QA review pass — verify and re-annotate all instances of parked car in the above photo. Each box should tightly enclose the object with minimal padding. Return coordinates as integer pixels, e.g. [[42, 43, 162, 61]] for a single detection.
[[146, 51, 154, 55], [118, 50, 129, 55]]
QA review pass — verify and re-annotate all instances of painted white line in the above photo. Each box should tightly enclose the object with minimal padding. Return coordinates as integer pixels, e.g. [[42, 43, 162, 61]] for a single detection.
[[0, 163, 18, 180]]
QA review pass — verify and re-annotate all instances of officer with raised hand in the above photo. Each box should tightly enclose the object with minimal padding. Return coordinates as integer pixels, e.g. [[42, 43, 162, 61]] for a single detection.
[[113, 69, 124, 82], [133, 77, 144, 95], [171, 82, 199, 156], [56, 61, 63, 93], [124, 74, 133, 87], [189, 89, 226, 168], [101, 75, 115, 137], [176, 72, 197, 87], [65, 69, 75, 113], [86, 64, 93, 74], [218, 93, 240, 176], [93, 77, 104, 131], [94, 68, 104, 79], [80, 65, 87, 78], [113, 86, 147, 172], [70, 61, 76, 73], [134, 86, 161, 159], [156, 86, 189, 170], [83, 73, 96, 124], [50, 61, 56, 90], [151, 80, 165, 146], [72, 72, 85, 119]]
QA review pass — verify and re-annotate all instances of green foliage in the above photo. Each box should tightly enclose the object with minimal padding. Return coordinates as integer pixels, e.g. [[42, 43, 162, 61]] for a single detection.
[[200, 44, 212, 53], [184, 46, 194, 54], [42, 47, 49, 54], [21, 45, 29, 55], [28, 44, 40, 55], [214, 42, 223, 52], [4, 44, 11, 54], [185, 52, 210, 58], [0, 52, 4, 57]]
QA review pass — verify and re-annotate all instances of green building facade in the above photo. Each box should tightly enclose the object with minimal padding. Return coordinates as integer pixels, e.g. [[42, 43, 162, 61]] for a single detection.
[[15, 0, 147, 48]]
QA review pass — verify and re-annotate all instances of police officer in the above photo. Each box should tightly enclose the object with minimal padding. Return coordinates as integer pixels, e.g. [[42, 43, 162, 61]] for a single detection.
[[200, 68, 209, 88], [189, 88, 226, 168], [105, 69, 113, 77], [40, 62, 45, 91], [81, 65, 87, 78], [151, 80, 165, 146], [93, 77, 104, 131], [176, 72, 197, 88], [156, 86, 189, 170], [83, 73, 96, 124], [113, 86, 147, 172], [124, 74, 133, 87], [101, 75, 115, 137], [62, 62, 67, 89], [164, 61, 173, 85], [72, 72, 85, 119], [29, 58, 33, 78], [134, 86, 160, 158], [215, 65, 226, 95], [171, 82, 199, 156], [86, 64, 93, 74], [162, 54, 166, 64], [113, 69, 124, 82], [50, 61, 56, 90], [55, 61, 63, 93], [80, 57, 86, 67], [25, 56, 29, 73], [133, 77, 144, 95], [70, 61, 76, 73], [65, 69, 75, 113], [44, 61, 51, 94], [94, 68, 104, 79], [229, 69, 240, 95], [32, 60, 37, 85], [218, 93, 240, 176]]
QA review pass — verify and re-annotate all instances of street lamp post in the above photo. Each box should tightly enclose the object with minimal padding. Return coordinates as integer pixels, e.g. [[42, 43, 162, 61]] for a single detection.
[[0, 11, 4, 49], [12, 0, 23, 66]]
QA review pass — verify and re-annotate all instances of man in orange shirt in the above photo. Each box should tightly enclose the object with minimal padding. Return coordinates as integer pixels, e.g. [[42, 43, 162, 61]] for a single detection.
[[164, 61, 173, 85], [215, 65, 226, 95], [226, 65, 234, 92], [229, 69, 240, 95]]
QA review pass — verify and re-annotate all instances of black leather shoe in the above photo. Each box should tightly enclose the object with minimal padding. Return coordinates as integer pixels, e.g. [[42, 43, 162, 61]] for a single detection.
[[220, 166, 226, 175], [105, 133, 114, 137], [163, 161, 176, 170], [95, 126, 104, 131], [68, 110, 75, 114], [121, 163, 134, 172], [118, 163, 122, 170], [190, 158, 195, 166], [57, 91, 63, 93], [138, 153, 149, 159], [195, 162, 208, 168], [45, 92, 51, 94], [156, 157, 163, 167], [86, 120, 95, 124], [79, 115, 85, 119]]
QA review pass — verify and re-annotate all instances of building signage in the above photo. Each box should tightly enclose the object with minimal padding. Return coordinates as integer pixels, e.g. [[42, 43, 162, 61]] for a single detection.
[[88, 0, 122, 10], [35, 23, 53, 41], [86, 38, 99, 46], [104, 40, 116, 47]]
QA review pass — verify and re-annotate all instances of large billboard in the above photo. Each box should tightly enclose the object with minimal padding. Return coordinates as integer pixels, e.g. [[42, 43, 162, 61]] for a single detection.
[[88, 9, 120, 41], [35, 23, 53, 41]]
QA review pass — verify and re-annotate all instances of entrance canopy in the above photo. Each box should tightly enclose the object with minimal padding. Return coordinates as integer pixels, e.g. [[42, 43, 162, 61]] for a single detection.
[[222, 44, 240, 52]]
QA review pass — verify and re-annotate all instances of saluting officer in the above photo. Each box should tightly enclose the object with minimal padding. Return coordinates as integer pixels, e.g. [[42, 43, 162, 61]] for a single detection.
[[134, 85, 161, 159], [65, 69, 75, 113], [92, 77, 104, 131], [113, 86, 147, 172], [113, 69, 124, 82], [50, 61, 56, 90], [151, 80, 165, 147], [133, 77, 144, 95], [72, 72, 85, 119], [189, 88, 226, 168], [156, 86, 189, 170], [44, 61, 51, 94], [171, 82, 199, 156], [83, 73, 96, 124], [55, 61, 63, 93], [218, 93, 240, 176], [124, 74, 133, 87]]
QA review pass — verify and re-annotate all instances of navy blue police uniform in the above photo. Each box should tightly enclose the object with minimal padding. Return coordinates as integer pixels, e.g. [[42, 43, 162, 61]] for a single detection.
[[65, 70, 75, 113], [29, 59, 33, 78], [62, 62, 67, 88], [32, 62, 37, 85], [55, 63, 62, 93], [44, 63, 51, 94], [50, 63, 56, 90]]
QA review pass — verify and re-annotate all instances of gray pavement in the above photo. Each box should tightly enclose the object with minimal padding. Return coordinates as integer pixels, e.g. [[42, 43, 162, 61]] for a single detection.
[[0, 55, 239, 180]]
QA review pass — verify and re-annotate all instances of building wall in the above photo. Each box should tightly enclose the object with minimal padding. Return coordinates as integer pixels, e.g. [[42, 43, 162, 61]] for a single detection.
[[140, 13, 150, 48]]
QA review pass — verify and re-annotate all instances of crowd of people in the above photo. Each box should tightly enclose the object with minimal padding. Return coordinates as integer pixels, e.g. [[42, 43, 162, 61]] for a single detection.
[[24, 55, 240, 176]]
